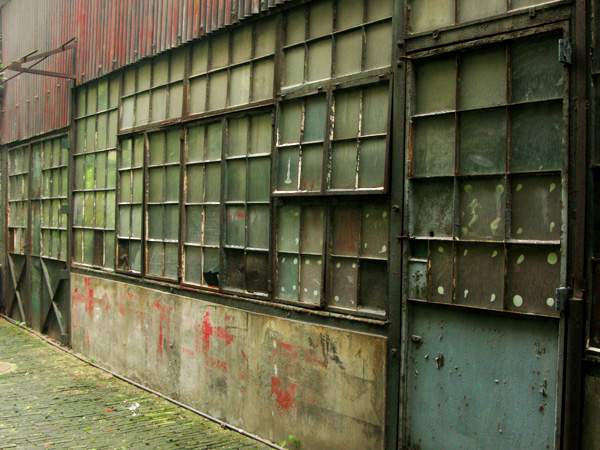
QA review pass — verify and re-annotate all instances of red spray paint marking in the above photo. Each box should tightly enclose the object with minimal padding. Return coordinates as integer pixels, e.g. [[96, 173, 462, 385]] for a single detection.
[[269, 341, 298, 361], [194, 311, 233, 373], [182, 346, 195, 357], [72, 277, 111, 316], [200, 311, 213, 356], [152, 299, 173, 357], [303, 349, 329, 368], [271, 377, 297, 410]]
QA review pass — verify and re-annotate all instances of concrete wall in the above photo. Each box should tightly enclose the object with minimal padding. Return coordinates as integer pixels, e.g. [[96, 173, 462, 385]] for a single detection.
[[70, 273, 387, 450]]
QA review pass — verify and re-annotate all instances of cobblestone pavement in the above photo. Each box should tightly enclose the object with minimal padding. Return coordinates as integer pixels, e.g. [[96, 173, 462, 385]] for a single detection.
[[0, 318, 271, 450]]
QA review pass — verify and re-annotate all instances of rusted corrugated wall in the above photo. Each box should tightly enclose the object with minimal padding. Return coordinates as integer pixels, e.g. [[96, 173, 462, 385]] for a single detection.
[[1, 0, 290, 144]]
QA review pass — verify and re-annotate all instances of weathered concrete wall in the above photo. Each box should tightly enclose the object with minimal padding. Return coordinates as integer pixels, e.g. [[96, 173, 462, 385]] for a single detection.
[[71, 273, 387, 450]]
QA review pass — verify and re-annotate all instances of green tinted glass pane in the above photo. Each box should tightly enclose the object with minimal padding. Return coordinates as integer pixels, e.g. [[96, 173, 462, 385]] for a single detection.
[[106, 191, 116, 228], [135, 92, 150, 126], [85, 154, 95, 189], [459, 178, 506, 240], [224, 249, 245, 290], [278, 254, 299, 300], [412, 114, 455, 177], [76, 120, 86, 154], [211, 33, 230, 69], [304, 95, 327, 142], [510, 101, 562, 172], [84, 230, 95, 265], [96, 153, 107, 189], [105, 232, 115, 269], [133, 135, 145, 166], [73, 193, 84, 227], [410, 179, 454, 237], [334, 90, 360, 139], [226, 206, 245, 247], [119, 206, 130, 237], [147, 241, 163, 276], [74, 230, 83, 262], [410, 0, 454, 33], [187, 125, 205, 162], [363, 84, 389, 135], [165, 166, 180, 202], [184, 246, 203, 284], [300, 144, 322, 192], [256, 17, 276, 57], [280, 100, 302, 144], [164, 244, 178, 279], [301, 207, 324, 254], [206, 122, 223, 160], [307, 39, 332, 82], [278, 147, 300, 191], [248, 158, 271, 201], [185, 206, 203, 244], [149, 133, 165, 166], [132, 169, 144, 204], [360, 259, 387, 311], [329, 257, 358, 309], [192, 41, 209, 75], [186, 165, 205, 203], [109, 75, 120, 109], [202, 247, 220, 287], [415, 56, 456, 114], [107, 151, 117, 188], [459, 108, 506, 175], [232, 25, 252, 64], [511, 0, 554, 8], [130, 241, 142, 272], [230, 64, 251, 106], [152, 87, 167, 122], [138, 61, 152, 91], [227, 159, 247, 201], [252, 58, 275, 102], [168, 82, 184, 119], [299, 255, 322, 305], [124, 68, 136, 95], [429, 241, 453, 303], [148, 205, 163, 240], [76, 89, 86, 118], [205, 163, 222, 202], [229, 117, 249, 157], [248, 205, 269, 249], [365, 22, 392, 70], [131, 205, 143, 239], [458, 0, 505, 23], [208, 71, 228, 111], [511, 174, 561, 241], [284, 47, 305, 87], [511, 34, 563, 103], [86, 117, 96, 153], [250, 114, 273, 154], [73, 158, 84, 190], [455, 243, 504, 309], [459, 47, 507, 109], [358, 138, 386, 189], [286, 7, 306, 45], [87, 84, 98, 115], [120, 172, 131, 203], [96, 193, 106, 228], [330, 142, 357, 190], [205, 205, 220, 246], [190, 76, 207, 114], [97, 113, 107, 150], [122, 97, 134, 129], [336, 0, 363, 30], [164, 204, 179, 241], [108, 111, 118, 148], [335, 31, 363, 76], [170, 48, 186, 82], [278, 206, 300, 253], [309, 0, 332, 38]]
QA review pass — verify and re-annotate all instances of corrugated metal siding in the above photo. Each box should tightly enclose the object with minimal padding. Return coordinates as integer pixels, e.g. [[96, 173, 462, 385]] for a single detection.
[[1, 0, 291, 144]]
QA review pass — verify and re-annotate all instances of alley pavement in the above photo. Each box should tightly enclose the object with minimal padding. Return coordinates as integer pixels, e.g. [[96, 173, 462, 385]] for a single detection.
[[0, 318, 270, 450]]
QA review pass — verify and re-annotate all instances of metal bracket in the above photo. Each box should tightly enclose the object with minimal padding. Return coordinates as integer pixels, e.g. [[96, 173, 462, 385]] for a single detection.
[[556, 287, 573, 312], [559, 39, 572, 65]]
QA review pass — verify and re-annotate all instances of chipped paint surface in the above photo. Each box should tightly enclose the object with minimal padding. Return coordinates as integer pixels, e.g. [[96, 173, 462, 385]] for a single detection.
[[70, 273, 386, 450]]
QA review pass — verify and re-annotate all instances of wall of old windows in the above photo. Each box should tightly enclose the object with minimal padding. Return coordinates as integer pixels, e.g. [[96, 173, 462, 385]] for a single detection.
[[8, 145, 29, 255], [73, 75, 120, 268]]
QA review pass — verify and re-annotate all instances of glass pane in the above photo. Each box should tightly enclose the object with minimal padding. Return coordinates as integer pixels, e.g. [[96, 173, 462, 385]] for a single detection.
[[247, 252, 269, 294], [164, 205, 179, 241], [97, 113, 107, 150], [252, 58, 275, 102], [148, 206, 163, 240], [278, 254, 299, 300], [229, 64, 251, 106], [208, 71, 228, 111], [330, 142, 357, 190], [203, 248, 220, 287], [362, 205, 389, 259], [358, 138, 386, 189], [278, 146, 300, 191], [360, 260, 387, 311], [74, 230, 83, 262], [135, 92, 150, 126], [459, 178, 506, 240], [131, 241, 142, 272], [284, 47, 305, 87], [187, 125, 205, 162], [506, 245, 561, 315], [76, 120, 86, 154], [87, 84, 97, 115], [122, 97, 135, 129], [131, 205, 143, 239], [192, 41, 209, 75], [109, 75, 120, 109], [430, 242, 453, 303], [286, 7, 306, 45], [278, 206, 300, 253], [248, 158, 271, 201], [211, 33, 230, 69], [458, 0, 505, 23], [164, 244, 179, 279], [336, 0, 363, 30], [205, 163, 222, 203], [205, 205, 220, 246], [410, 0, 454, 33], [186, 165, 205, 203], [335, 31, 363, 77], [307, 39, 332, 82], [108, 111, 119, 148], [184, 246, 203, 284], [334, 90, 360, 139], [362, 84, 389, 135], [255, 17, 276, 57], [332, 207, 360, 256], [511, 0, 555, 8], [232, 25, 252, 64], [148, 168, 164, 202], [120, 173, 131, 203], [132, 169, 143, 204], [309, 0, 333, 38], [459, 108, 507, 174], [365, 22, 392, 70], [300, 144, 323, 192], [329, 258, 358, 309], [138, 61, 152, 91], [248, 205, 269, 250], [152, 87, 167, 122], [165, 166, 180, 202], [170, 48, 186, 81], [411, 114, 455, 177], [226, 206, 245, 247], [134, 135, 144, 166], [280, 100, 302, 144], [168, 82, 184, 119], [166, 130, 180, 163], [206, 122, 223, 160], [106, 191, 116, 228], [299, 255, 322, 305], [190, 76, 207, 114], [96, 193, 106, 228], [510, 101, 562, 172], [224, 249, 245, 290], [227, 159, 247, 201], [410, 179, 454, 237], [86, 117, 96, 153], [228, 117, 249, 157], [415, 56, 456, 114], [304, 95, 327, 142], [459, 47, 507, 110], [185, 206, 203, 243], [511, 175, 561, 241], [511, 34, 563, 103], [455, 243, 504, 309], [409, 262, 428, 300], [105, 232, 115, 269], [84, 230, 95, 265], [301, 207, 324, 254], [147, 242, 163, 276]]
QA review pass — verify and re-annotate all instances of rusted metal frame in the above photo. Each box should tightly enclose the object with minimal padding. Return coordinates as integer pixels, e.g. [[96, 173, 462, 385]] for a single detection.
[[39, 258, 67, 337], [7, 255, 26, 322], [404, 2, 571, 53]]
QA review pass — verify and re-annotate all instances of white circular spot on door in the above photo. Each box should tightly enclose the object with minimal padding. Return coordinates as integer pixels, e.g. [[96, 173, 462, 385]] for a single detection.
[[546, 297, 555, 307], [490, 294, 496, 302], [513, 295, 523, 307], [437, 286, 445, 295], [547, 253, 558, 265]]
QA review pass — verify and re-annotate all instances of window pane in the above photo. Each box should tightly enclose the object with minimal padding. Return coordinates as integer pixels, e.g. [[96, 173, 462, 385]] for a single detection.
[[186, 165, 205, 203], [135, 92, 150, 126], [329, 258, 358, 309], [148, 206, 163, 240], [278, 254, 299, 300], [459, 108, 507, 175], [165, 204, 180, 241], [231, 25, 252, 64], [332, 207, 360, 256], [190, 76, 207, 114], [255, 17, 276, 57], [229, 64, 251, 106], [301, 207, 325, 254], [365, 22, 392, 70], [164, 244, 179, 279], [363, 84, 389, 135], [458, 0, 505, 23], [300, 255, 322, 305], [131, 205, 143, 239], [459, 178, 506, 240], [205, 163, 222, 202], [227, 159, 247, 201], [148, 168, 164, 202], [225, 249, 246, 289], [166, 130, 180, 164], [248, 158, 271, 201], [226, 206, 245, 247], [152, 87, 167, 122], [208, 71, 228, 111], [185, 206, 203, 243], [147, 242, 163, 276], [300, 144, 323, 192], [430, 242, 453, 303], [455, 243, 504, 309], [411, 114, 455, 177], [252, 58, 274, 101], [280, 100, 303, 144], [415, 56, 456, 115], [132, 169, 143, 203], [459, 47, 507, 110], [360, 260, 387, 311], [149, 133, 166, 165], [304, 95, 327, 142], [248, 205, 270, 250], [228, 117, 249, 157], [170, 48, 186, 82], [309, 0, 333, 39], [184, 246, 203, 284], [284, 47, 305, 87], [278, 147, 300, 191], [211, 33, 230, 69], [204, 205, 220, 246], [330, 142, 357, 190], [246, 252, 269, 293], [336, 0, 363, 30], [165, 166, 180, 202], [203, 248, 220, 287], [334, 90, 360, 139], [278, 206, 300, 253], [358, 138, 386, 189], [168, 82, 184, 119], [206, 122, 223, 160], [187, 125, 205, 162], [307, 39, 332, 82], [410, 179, 454, 238], [192, 41, 209, 75], [362, 205, 389, 259], [408, 261, 428, 300], [286, 7, 306, 45], [335, 31, 363, 76]]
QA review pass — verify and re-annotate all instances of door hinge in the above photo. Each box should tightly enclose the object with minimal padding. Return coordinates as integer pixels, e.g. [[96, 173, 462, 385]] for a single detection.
[[559, 39, 572, 65], [555, 286, 572, 312]]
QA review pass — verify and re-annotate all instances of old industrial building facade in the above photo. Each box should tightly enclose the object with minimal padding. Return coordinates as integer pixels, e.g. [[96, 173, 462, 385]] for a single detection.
[[0, 0, 597, 448]]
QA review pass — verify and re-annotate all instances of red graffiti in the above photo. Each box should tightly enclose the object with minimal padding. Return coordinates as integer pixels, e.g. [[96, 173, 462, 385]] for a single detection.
[[216, 326, 235, 346], [181, 346, 195, 357], [72, 277, 111, 316], [303, 349, 328, 368], [195, 311, 233, 373], [269, 341, 298, 361], [152, 299, 173, 357], [271, 377, 297, 410], [200, 312, 213, 355]]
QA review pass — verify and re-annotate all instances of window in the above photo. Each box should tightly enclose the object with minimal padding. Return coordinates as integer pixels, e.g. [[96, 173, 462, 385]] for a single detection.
[[8, 146, 29, 254], [407, 32, 565, 316]]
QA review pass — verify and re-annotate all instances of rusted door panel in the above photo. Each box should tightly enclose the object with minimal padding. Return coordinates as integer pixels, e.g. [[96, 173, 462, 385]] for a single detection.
[[405, 303, 559, 450]]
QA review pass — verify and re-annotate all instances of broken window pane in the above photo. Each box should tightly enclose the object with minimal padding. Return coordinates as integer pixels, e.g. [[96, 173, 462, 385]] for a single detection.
[[203, 248, 220, 287], [459, 178, 506, 240], [224, 249, 245, 290], [459, 108, 507, 175], [408, 261, 428, 300], [360, 259, 387, 311], [246, 251, 269, 293], [455, 243, 504, 309], [411, 114, 455, 177]]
